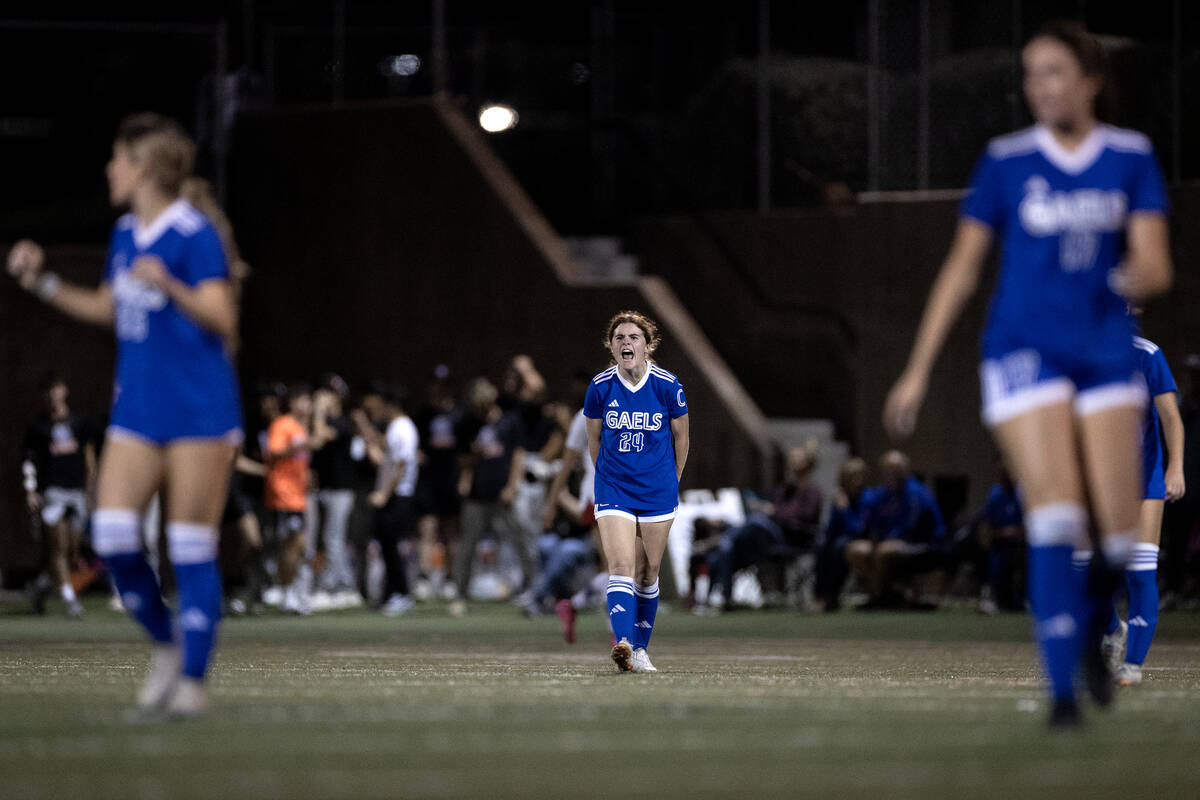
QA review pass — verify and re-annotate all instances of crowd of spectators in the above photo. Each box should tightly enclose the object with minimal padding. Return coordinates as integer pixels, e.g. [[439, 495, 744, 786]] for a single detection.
[[14, 352, 1200, 626]]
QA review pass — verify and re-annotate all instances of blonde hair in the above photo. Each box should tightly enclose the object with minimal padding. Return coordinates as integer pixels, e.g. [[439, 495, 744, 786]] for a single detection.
[[180, 177, 250, 282], [115, 112, 195, 197], [602, 310, 661, 361]]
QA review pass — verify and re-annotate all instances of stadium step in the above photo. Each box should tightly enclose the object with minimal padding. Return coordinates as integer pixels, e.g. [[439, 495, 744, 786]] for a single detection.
[[563, 236, 639, 283]]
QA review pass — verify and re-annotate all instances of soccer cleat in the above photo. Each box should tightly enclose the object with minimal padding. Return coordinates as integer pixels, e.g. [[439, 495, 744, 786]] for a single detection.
[[65, 599, 85, 619], [611, 639, 634, 673], [1048, 696, 1082, 728], [165, 678, 208, 718], [1116, 663, 1143, 686], [555, 598, 577, 644], [448, 599, 467, 617], [1100, 619, 1128, 673], [381, 594, 415, 617], [136, 644, 181, 712], [631, 648, 657, 673]]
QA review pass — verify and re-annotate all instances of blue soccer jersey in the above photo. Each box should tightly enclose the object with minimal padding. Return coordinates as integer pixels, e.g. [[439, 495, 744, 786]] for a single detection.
[[1134, 336, 1177, 499], [962, 124, 1168, 372], [103, 199, 243, 444], [583, 364, 688, 512]]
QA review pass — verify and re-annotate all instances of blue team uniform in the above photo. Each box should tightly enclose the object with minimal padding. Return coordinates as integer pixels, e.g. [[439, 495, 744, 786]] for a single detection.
[[583, 364, 688, 519], [963, 124, 1168, 425], [103, 199, 243, 444], [1134, 336, 1177, 500]]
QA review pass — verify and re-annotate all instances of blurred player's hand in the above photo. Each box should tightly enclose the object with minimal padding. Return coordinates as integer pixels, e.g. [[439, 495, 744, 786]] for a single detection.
[[369, 489, 388, 508], [131, 255, 171, 292], [883, 370, 928, 441], [1165, 468, 1185, 502], [7, 239, 45, 289], [26, 491, 41, 513]]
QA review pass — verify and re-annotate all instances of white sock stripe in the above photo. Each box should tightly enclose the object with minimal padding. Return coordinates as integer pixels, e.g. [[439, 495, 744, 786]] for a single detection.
[[1128, 543, 1159, 572], [607, 585, 636, 597], [1131, 543, 1160, 555], [635, 580, 660, 598], [92, 507, 141, 556], [167, 522, 218, 564], [1025, 503, 1087, 547]]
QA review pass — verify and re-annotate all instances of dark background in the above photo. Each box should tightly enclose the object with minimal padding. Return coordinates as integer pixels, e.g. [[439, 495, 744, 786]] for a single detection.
[[2, 1, 1199, 568]]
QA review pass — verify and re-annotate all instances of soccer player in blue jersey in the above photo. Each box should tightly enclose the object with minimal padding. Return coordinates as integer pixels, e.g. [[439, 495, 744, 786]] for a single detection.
[[883, 22, 1173, 726], [8, 113, 242, 716], [1099, 330, 1184, 686], [585, 311, 689, 672]]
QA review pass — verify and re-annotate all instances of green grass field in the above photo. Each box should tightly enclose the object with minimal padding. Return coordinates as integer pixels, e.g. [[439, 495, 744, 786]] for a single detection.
[[3, 599, 1200, 799]]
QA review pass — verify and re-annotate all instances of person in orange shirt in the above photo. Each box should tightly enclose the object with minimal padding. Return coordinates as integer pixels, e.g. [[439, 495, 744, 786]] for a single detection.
[[265, 383, 313, 614]]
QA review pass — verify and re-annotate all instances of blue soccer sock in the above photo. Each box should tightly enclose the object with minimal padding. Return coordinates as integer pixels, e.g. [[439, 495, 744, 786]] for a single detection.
[[634, 579, 660, 650], [169, 523, 223, 680], [1027, 504, 1087, 702], [94, 508, 173, 645], [1124, 543, 1159, 666], [606, 576, 637, 647]]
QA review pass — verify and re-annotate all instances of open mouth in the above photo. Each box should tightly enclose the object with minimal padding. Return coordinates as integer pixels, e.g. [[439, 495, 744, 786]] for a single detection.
[[620, 348, 634, 360]]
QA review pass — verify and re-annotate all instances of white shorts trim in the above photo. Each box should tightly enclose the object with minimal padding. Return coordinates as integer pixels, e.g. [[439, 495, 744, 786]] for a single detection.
[[1074, 381, 1148, 417], [41, 487, 88, 529], [981, 376, 1074, 427], [594, 508, 677, 524]]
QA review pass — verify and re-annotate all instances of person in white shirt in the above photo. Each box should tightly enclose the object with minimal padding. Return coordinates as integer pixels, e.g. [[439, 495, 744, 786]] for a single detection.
[[368, 384, 420, 616]]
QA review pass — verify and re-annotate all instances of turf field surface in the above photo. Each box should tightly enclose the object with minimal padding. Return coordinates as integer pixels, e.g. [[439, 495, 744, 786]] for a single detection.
[[3, 600, 1200, 799]]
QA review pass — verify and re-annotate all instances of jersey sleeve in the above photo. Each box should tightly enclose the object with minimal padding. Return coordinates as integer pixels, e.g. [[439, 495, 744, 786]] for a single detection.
[[388, 420, 418, 463], [583, 381, 603, 419], [180, 226, 229, 286], [565, 411, 588, 453], [1129, 150, 1169, 215], [960, 151, 1004, 231], [668, 379, 689, 419], [268, 418, 304, 455], [1147, 349, 1178, 397]]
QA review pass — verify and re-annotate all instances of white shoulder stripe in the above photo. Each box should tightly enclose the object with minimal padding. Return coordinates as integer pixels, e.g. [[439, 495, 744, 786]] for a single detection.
[[1103, 125, 1152, 155], [592, 367, 618, 385], [649, 366, 677, 383], [1133, 336, 1159, 354], [986, 127, 1039, 160]]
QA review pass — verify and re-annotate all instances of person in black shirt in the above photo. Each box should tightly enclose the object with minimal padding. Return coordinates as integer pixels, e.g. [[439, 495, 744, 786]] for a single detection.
[[413, 364, 462, 600], [310, 374, 364, 603], [21, 375, 96, 617], [449, 377, 536, 615]]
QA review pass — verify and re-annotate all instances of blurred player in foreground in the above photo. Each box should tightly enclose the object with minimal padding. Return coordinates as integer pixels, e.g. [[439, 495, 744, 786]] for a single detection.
[[585, 311, 689, 672], [884, 22, 1173, 726], [8, 113, 243, 716]]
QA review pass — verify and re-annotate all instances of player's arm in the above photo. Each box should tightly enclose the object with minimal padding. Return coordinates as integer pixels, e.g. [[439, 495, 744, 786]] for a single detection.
[[884, 218, 993, 439], [671, 414, 690, 481], [1156, 391, 1186, 501], [586, 418, 602, 467], [8, 240, 114, 327], [1113, 213, 1172, 302], [131, 255, 237, 341], [21, 428, 41, 513]]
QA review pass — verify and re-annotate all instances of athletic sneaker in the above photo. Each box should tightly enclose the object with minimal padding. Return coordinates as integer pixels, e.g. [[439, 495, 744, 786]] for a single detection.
[[611, 639, 634, 673], [555, 598, 577, 644], [166, 678, 208, 717], [137, 645, 181, 712], [1116, 663, 1143, 686], [631, 648, 657, 673], [1101, 619, 1128, 673], [65, 599, 85, 619], [381, 594, 415, 617]]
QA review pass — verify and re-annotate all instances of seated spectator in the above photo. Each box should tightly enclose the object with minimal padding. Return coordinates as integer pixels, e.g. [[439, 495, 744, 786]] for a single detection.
[[742, 442, 824, 600], [977, 465, 1025, 614], [845, 450, 946, 609], [814, 457, 869, 611]]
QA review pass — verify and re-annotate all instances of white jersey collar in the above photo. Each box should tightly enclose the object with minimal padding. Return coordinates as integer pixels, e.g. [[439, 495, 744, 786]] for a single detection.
[[132, 198, 190, 250], [616, 365, 652, 393], [1033, 124, 1107, 176]]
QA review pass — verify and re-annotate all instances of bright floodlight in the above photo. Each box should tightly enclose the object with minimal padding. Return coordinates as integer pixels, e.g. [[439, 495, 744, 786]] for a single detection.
[[478, 104, 518, 133]]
